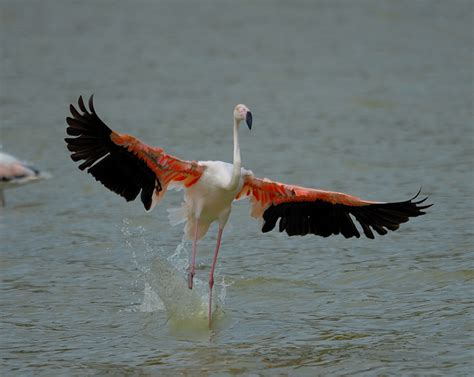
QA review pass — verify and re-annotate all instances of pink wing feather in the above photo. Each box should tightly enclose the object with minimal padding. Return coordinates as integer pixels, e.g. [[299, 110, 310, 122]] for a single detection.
[[237, 175, 430, 239], [65, 95, 204, 210]]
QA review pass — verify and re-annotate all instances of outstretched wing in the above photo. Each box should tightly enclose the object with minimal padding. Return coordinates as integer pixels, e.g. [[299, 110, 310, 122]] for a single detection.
[[236, 175, 431, 239], [65, 95, 204, 210]]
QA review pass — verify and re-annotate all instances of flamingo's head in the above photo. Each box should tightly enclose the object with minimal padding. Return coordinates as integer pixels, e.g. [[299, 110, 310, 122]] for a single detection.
[[233, 104, 252, 130]]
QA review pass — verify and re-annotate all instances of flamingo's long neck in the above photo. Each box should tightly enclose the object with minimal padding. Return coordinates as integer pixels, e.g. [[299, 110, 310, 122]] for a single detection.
[[227, 118, 241, 191]]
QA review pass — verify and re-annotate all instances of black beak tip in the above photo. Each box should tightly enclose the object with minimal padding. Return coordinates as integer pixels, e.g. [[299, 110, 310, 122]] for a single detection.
[[246, 111, 253, 130]]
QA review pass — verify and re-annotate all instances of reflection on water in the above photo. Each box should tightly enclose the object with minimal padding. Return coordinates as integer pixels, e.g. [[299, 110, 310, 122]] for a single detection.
[[1, 0, 472, 375]]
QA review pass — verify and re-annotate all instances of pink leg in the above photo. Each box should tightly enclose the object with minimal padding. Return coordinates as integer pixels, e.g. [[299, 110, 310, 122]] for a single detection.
[[208, 227, 224, 327], [188, 219, 199, 289]]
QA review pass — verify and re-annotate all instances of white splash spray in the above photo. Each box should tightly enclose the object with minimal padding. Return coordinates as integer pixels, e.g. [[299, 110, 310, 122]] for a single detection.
[[121, 220, 225, 323]]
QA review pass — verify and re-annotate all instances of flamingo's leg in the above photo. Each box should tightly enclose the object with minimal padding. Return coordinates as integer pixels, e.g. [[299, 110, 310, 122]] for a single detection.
[[188, 219, 199, 289], [208, 226, 224, 326]]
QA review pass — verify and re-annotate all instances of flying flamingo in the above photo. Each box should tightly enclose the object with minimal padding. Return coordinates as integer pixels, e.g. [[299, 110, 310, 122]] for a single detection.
[[65, 95, 431, 326], [0, 151, 50, 207]]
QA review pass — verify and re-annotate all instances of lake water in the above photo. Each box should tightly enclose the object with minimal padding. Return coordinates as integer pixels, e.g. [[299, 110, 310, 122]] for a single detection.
[[1, 1, 473, 375]]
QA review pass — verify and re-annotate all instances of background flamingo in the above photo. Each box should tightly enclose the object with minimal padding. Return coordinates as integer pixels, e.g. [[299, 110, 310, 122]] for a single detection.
[[0, 151, 50, 207], [65, 95, 431, 325]]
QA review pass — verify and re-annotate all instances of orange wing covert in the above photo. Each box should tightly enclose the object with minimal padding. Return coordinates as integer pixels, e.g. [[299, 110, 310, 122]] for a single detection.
[[237, 176, 431, 239], [65, 95, 204, 210]]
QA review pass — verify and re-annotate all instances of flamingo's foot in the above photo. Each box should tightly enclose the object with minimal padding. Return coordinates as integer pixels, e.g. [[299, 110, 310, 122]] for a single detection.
[[187, 271, 194, 289]]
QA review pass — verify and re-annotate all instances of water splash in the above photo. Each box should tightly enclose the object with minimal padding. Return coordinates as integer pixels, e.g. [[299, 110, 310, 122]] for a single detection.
[[121, 221, 225, 324], [148, 244, 209, 322], [137, 283, 165, 312]]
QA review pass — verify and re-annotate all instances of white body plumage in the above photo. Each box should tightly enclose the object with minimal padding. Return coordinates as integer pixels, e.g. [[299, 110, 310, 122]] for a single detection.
[[182, 160, 252, 240]]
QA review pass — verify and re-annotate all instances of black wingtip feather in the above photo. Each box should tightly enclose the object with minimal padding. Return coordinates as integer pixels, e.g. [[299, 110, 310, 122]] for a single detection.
[[65, 95, 160, 210], [78, 95, 88, 114], [69, 104, 81, 119], [89, 94, 95, 114], [262, 191, 432, 239]]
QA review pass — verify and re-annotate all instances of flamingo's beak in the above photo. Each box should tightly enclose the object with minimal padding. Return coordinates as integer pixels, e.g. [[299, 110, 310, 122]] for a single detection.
[[246, 111, 253, 130]]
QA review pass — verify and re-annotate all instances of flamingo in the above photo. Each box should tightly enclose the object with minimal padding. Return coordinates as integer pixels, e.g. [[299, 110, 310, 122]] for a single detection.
[[0, 151, 50, 207], [65, 95, 431, 326]]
